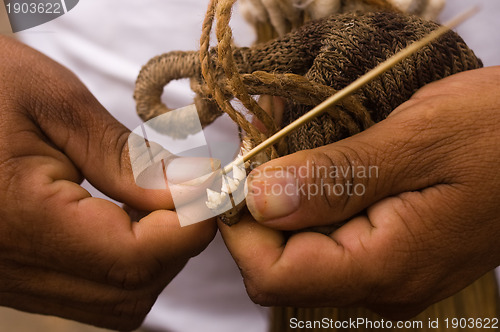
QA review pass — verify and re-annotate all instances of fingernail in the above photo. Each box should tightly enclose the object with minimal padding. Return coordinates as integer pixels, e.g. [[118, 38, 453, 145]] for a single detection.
[[246, 169, 300, 222], [167, 157, 221, 185]]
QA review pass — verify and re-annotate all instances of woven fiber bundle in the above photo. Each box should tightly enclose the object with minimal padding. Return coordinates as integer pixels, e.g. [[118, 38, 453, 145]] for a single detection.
[[276, 11, 482, 153], [135, 11, 482, 158]]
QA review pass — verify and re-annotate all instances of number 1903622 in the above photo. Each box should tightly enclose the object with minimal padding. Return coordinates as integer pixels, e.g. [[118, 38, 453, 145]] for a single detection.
[[444, 318, 498, 329], [6, 2, 62, 14]]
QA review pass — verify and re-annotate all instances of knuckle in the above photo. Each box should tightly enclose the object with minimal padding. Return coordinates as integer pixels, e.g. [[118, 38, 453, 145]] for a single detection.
[[36, 82, 89, 129], [389, 103, 451, 179], [307, 146, 368, 214], [82, 121, 129, 176]]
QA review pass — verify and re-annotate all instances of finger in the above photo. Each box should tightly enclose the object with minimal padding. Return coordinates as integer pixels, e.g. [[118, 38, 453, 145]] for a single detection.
[[50, 197, 216, 287], [221, 189, 467, 313], [219, 212, 372, 307], [6, 154, 217, 287], [358, 185, 495, 319], [217, 213, 285, 299], [245, 95, 463, 230], [218, 213, 284, 272], [131, 210, 217, 265], [41, 84, 172, 211], [3, 38, 172, 210]]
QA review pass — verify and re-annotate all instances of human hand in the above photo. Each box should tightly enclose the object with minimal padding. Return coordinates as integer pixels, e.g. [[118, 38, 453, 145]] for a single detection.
[[0, 36, 216, 330], [220, 67, 500, 319]]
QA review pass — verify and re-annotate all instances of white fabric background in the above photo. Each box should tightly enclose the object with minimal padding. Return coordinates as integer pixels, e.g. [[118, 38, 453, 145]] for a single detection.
[[17, 1, 499, 331]]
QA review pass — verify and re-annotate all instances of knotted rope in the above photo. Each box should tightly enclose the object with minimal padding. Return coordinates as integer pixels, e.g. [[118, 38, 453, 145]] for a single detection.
[[134, 8, 481, 160]]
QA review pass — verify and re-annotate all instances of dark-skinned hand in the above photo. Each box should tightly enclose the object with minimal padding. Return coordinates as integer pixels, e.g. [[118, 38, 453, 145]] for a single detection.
[[0, 36, 216, 330], [220, 66, 500, 319]]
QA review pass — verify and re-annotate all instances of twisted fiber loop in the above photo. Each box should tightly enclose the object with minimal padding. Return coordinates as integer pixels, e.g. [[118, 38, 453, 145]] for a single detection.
[[134, 50, 227, 138], [199, 0, 254, 136], [214, 0, 278, 136], [242, 71, 373, 130], [200, 0, 280, 159], [199, 0, 268, 153], [134, 51, 195, 123], [187, 69, 371, 128]]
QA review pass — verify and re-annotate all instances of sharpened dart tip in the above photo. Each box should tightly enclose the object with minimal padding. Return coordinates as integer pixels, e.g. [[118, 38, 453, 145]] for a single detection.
[[206, 188, 221, 210], [221, 176, 239, 194], [232, 164, 246, 182]]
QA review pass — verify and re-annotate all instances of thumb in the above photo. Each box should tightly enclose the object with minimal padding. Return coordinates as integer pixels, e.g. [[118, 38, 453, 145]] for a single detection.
[[16, 41, 173, 211], [245, 98, 450, 230]]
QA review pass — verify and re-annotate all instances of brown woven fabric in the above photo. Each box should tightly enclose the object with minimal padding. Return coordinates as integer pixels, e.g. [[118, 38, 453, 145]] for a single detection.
[[269, 11, 482, 152], [135, 11, 482, 154]]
